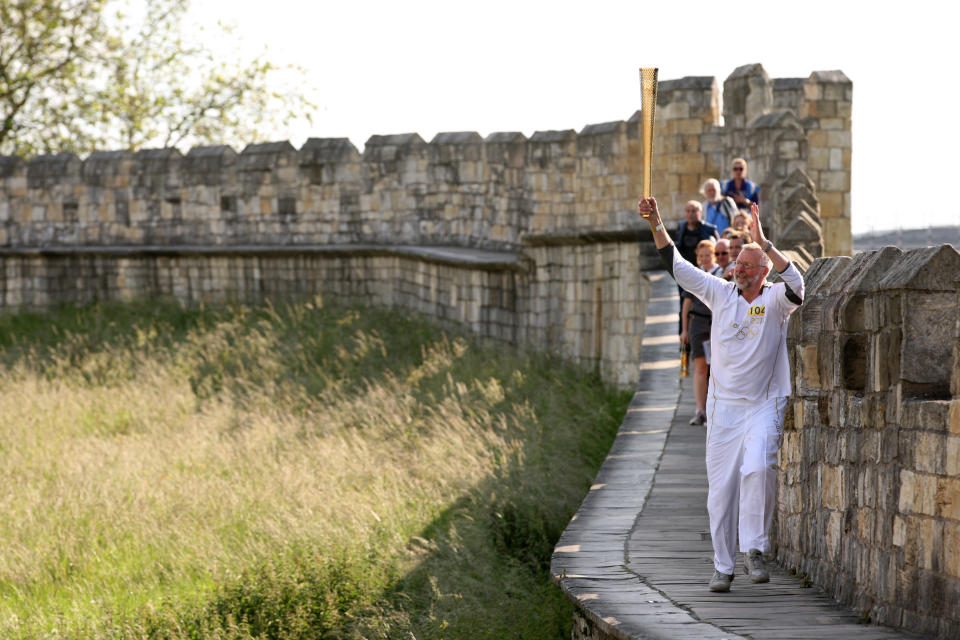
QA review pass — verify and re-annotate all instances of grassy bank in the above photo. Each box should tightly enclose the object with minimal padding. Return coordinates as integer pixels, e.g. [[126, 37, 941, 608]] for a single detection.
[[0, 298, 630, 639]]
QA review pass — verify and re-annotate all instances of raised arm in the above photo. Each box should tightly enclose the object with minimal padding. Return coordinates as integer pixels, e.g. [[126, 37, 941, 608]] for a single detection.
[[638, 196, 672, 249], [749, 203, 804, 305], [638, 195, 727, 307], [749, 203, 790, 274]]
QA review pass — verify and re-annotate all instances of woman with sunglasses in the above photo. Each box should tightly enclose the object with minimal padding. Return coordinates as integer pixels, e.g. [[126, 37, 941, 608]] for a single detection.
[[722, 158, 759, 213]]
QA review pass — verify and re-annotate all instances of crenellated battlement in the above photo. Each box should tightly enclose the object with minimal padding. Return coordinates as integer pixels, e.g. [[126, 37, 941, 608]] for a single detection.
[[0, 63, 851, 257], [0, 64, 851, 388], [779, 244, 960, 638]]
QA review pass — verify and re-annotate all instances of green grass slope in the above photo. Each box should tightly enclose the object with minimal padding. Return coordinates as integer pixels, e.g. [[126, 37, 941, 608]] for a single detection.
[[0, 298, 630, 639]]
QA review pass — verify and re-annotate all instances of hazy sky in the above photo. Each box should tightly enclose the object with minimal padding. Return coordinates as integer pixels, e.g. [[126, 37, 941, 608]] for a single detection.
[[188, 0, 958, 234]]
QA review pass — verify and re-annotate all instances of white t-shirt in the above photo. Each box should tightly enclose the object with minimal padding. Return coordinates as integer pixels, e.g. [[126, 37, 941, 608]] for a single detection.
[[670, 246, 804, 402]]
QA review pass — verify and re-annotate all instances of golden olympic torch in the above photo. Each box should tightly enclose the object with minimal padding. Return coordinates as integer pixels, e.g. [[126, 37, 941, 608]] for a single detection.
[[639, 68, 685, 374], [639, 67, 658, 199]]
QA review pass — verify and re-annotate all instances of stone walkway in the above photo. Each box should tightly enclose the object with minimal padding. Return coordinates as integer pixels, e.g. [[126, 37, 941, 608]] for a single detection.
[[551, 271, 915, 640]]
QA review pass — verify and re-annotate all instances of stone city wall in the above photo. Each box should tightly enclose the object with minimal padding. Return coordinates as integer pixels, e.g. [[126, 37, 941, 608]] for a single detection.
[[0, 63, 850, 387], [0, 64, 847, 255], [0, 241, 651, 388], [779, 245, 960, 639]]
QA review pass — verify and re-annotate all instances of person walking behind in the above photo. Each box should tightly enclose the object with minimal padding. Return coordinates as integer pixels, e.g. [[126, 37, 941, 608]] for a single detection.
[[638, 196, 804, 593], [676, 201, 719, 266], [680, 238, 724, 426], [701, 178, 737, 235], [674, 201, 719, 336], [723, 230, 752, 280], [722, 158, 759, 212], [714, 238, 732, 273]]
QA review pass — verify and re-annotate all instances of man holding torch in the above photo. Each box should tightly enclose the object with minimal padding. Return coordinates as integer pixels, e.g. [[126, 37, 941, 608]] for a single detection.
[[637, 196, 804, 593]]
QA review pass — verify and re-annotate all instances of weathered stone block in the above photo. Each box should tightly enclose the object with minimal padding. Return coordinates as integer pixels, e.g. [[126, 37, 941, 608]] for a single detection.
[[945, 521, 960, 577], [899, 291, 955, 397], [820, 117, 846, 131], [798, 344, 820, 392], [822, 464, 846, 510], [826, 130, 853, 148], [27, 152, 83, 190], [938, 477, 960, 522], [900, 399, 949, 432], [870, 327, 901, 393], [823, 217, 852, 257], [917, 518, 943, 570], [899, 469, 917, 513], [808, 146, 830, 170], [916, 431, 947, 474], [913, 472, 940, 517], [948, 435, 960, 476], [819, 170, 849, 192]]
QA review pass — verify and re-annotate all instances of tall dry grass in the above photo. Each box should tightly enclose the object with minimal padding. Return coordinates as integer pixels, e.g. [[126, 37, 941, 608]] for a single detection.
[[0, 298, 629, 639]]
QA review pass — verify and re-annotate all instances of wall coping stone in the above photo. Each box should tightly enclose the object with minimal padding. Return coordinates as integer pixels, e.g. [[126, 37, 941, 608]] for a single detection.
[[809, 70, 851, 84], [529, 129, 577, 143], [484, 131, 526, 143], [430, 131, 483, 144], [0, 243, 531, 272], [877, 244, 960, 291], [0, 155, 25, 177], [186, 145, 236, 158], [779, 210, 823, 246], [364, 133, 426, 147], [749, 110, 801, 130], [580, 121, 625, 136], [135, 148, 183, 160], [658, 75, 715, 91], [27, 153, 82, 187], [520, 227, 650, 247], [774, 78, 807, 90], [784, 168, 817, 192], [803, 255, 853, 298], [818, 247, 903, 301], [298, 137, 360, 162], [727, 62, 768, 80], [86, 150, 133, 162], [241, 141, 296, 155], [27, 152, 81, 167]]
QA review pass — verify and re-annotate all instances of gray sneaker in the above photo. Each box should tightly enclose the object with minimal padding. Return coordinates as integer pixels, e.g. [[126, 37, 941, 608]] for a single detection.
[[689, 410, 706, 426], [745, 548, 769, 583], [708, 569, 734, 592]]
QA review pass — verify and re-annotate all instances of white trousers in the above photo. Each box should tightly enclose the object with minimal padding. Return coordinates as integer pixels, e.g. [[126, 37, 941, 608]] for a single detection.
[[704, 395, 786, 575]]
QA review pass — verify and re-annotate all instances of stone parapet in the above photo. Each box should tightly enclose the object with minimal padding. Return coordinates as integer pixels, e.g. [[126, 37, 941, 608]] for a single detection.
[[779, 244, 960, 639], [0, 236, 659, 389], [0, 64, 851, 257]]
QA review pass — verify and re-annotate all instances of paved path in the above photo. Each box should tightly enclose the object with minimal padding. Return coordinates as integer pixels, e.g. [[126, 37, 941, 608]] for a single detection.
[[552, 271, 914, 640]]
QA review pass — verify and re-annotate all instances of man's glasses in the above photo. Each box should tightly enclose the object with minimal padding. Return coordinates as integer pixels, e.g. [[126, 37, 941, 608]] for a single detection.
[[732, 166, 744, 172], [735, 261, 763, 270], [685, 208, 699, 213], [715, 251, 729, 256]]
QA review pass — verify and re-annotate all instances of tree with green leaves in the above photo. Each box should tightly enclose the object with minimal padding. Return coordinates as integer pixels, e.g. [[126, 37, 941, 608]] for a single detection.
[[0, 0, 315, 157]]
